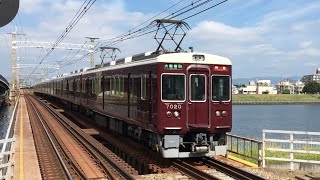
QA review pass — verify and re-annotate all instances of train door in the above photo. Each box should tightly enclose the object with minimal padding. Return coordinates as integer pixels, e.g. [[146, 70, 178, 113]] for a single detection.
[[187, 67, 210, 128]]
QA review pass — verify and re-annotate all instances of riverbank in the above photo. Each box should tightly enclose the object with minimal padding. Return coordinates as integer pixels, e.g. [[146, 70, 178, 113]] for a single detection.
[[233, 94, 320, 105]]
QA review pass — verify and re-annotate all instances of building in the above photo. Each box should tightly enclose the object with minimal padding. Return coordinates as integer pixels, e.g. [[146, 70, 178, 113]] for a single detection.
[[239, 80, 276, 94], [232, 85, 239, 94], [276, 79, 295, 94], [294, 80, 304, 94], [301, 68, 320, 83], [276, 79, 305, 94], [256, 80, 274, 94], [239, 81, 257, 94]]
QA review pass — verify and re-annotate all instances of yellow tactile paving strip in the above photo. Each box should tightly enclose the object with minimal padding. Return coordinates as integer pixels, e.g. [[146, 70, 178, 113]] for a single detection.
[[14, 95, 42, 180]]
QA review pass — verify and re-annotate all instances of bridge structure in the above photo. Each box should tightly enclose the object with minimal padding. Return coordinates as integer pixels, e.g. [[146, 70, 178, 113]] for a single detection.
[[0, 74, 9, 106], [0, 74, 9, 95]]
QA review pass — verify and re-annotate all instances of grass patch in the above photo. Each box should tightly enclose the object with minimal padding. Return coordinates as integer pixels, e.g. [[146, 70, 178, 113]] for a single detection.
[[233, 94, 320, 102], [228, 145, 320, 165]]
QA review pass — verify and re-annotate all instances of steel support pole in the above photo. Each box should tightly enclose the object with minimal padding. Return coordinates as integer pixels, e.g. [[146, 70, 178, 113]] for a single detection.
[[9, 32, 16, 102], [86, 37, 99, 68]]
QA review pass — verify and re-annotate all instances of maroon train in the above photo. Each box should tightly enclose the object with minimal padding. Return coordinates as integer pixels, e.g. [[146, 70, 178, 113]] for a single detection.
[[34, 51, 232, 158]]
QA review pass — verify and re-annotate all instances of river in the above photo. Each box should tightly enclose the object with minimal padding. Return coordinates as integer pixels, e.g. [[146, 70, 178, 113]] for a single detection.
[[231, 104, 320, 140], [0, 104, 319, 140], [0, 106, 12, 139]]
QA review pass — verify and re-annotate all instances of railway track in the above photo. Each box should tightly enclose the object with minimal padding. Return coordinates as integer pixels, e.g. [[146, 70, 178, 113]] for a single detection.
[[41, 94, 268, 179], [202, 157, 265, 180], [25, 93, 72, 179], [25, 90, 137, 179], [172, 158, 266, 180]]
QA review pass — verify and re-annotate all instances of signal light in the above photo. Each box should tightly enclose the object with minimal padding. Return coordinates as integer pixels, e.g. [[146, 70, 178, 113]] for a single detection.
[[166, 111, 172, 118]]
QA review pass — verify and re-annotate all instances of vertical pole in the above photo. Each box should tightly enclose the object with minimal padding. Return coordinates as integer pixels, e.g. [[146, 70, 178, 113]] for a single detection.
[[262, 130, 266, 168], [258, 141, 262, 167], [86, 37, 99, 68], [290, 133, 294, 171], [10, 32, 16, 102], [16, 57, 20, 92], [90, 39, 94, 68]]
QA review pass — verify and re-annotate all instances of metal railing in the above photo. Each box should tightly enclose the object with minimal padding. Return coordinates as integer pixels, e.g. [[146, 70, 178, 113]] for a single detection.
[[262, 130, 320, 171], [0, 94, 19, 179], [226, 134, 262, 166]]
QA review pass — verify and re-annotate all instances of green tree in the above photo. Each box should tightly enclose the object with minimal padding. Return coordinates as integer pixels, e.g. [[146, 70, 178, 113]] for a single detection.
[[302, 82, 320, 94], [282, 89, 291, 94]]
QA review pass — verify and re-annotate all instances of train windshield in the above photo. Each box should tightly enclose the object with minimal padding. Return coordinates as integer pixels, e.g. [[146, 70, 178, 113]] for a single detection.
[[162, 74, 185, 101], [212, 76, 230, 101]]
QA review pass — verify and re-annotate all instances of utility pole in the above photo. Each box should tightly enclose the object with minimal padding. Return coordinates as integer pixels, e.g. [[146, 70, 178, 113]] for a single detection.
[[10, 32, 16, 102], [86, 37, 99, 68], [7, 29, 26, 102], [17, 56, 20, 91]]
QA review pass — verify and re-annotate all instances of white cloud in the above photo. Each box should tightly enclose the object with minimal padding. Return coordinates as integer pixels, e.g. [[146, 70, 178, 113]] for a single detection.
[[189, 21, 264, 43], [20, 0, 49, 14], [299, 41, 313, 48]]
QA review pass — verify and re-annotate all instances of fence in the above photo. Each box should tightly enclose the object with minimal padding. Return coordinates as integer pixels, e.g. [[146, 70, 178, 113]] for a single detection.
[[226, 134, 262, 166], [0, 95, 19, 179], [263, 130, 320, 171]]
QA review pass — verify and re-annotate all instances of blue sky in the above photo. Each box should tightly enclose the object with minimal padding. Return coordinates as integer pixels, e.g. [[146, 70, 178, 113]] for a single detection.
[[0, 0, 320, 83]]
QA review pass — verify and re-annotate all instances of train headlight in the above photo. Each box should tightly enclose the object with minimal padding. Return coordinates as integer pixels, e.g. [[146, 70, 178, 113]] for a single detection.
[[215, 111, 221, 117], [222, 111, 227, 117], [173, 111, 180, 118], [166, 111, 172, 118]]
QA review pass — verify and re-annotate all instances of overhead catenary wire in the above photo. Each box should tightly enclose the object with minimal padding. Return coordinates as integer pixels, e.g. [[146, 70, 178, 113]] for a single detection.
[[64, 0, 207, 67], [49, 0, 229, 77], [27, 0, 97, 81]]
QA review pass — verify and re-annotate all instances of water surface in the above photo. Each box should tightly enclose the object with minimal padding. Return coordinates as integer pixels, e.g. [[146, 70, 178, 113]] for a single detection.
[[231, 105, 320, 139]]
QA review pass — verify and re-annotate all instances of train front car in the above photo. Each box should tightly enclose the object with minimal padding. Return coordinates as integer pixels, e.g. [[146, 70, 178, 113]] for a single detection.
[[157, 52, 232, 158]]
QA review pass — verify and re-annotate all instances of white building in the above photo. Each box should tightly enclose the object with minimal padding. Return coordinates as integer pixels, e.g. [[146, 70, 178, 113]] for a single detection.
[[294, 80, 305, 94], [276, 79, 294, 94], [301, 68, 320, 83], [232, 85, 239, 94], [276, 79, 305, 94], [239, 80, 276, 94], [256, 80, 274, 94], [239, 81, 257, 94]]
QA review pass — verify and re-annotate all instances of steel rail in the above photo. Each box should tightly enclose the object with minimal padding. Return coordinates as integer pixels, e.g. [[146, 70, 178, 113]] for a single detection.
[[25, 94, 73, 179], [202, 157, 265, 180], [33, 94, 136, 180], [173, 159, 221, 180]]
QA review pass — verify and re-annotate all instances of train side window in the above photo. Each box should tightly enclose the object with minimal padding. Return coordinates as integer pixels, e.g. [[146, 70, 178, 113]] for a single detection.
[[105, 77, 110, 95], [130, 77, 134, 99], [100, 77, 104, 94], [120, 76, 124, 97], [111, 77, 115, 95], [141, 74, 147, 100], [116, 76, 120, 96]]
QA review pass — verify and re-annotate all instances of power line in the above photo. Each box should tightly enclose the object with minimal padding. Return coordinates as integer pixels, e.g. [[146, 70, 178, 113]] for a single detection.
[[182, 0, 229, 20], [27, 0, 97, 81], [47, 0, 229, 76]]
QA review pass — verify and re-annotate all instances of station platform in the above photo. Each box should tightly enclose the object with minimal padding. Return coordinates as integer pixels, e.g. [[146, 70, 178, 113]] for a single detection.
[[13, 95, 42, 179]]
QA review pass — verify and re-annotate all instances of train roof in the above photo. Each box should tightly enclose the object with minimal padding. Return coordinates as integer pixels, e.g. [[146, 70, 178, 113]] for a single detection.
[[36, 51, 231, 83]]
